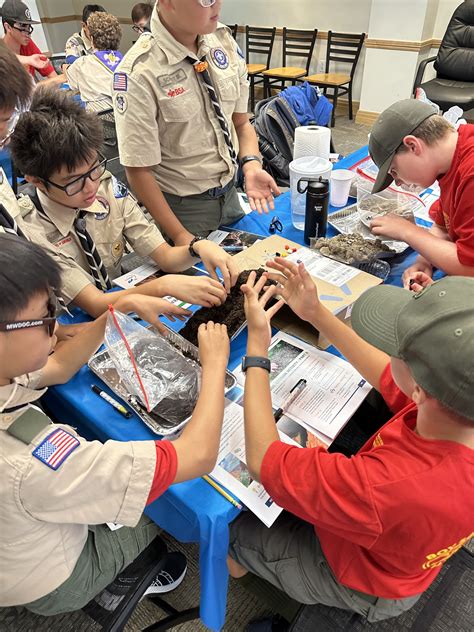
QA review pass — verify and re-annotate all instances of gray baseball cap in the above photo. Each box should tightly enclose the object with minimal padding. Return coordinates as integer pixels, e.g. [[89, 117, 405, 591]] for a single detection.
[[0, 1, 40, 24], [351, 277, 474, 420], [368, 99, 437, 193]]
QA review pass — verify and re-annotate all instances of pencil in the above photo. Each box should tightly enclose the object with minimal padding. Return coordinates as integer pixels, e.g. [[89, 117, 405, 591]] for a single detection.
[[202, 475, 243, 510]]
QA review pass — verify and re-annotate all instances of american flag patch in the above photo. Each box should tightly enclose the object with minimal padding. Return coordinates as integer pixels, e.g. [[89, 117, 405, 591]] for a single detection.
[[32, 429, 80, 470], [113, 72, 128, 92]]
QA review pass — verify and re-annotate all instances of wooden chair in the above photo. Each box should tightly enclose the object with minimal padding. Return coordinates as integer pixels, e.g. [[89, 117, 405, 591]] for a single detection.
[[226, 23, 238, 40], [245, 25, 277, 112], [262, 28, 318, 99], [304, 31, 365, 127]]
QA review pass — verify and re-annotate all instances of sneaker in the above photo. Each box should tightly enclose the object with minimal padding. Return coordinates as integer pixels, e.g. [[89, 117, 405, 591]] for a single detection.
[[143, 551, 187, 596]]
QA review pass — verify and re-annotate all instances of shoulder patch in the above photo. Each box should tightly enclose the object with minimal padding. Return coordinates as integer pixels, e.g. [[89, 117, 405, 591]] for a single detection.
[[32, 428, 80, 471], [112, 176, 129, 199], [113, 72, 128, 92]]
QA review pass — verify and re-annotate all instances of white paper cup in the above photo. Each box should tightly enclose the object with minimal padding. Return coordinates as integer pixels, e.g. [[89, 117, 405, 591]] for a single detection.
[[330, 169, 356, 207]]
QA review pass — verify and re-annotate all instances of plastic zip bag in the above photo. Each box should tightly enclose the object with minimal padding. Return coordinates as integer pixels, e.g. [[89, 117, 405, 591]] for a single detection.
[[104, 307, 200, 423]]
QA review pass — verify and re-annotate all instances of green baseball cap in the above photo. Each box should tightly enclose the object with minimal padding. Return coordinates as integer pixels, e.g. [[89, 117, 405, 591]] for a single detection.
[[351, 277, 474, 420], [368, 99, 437, 194]]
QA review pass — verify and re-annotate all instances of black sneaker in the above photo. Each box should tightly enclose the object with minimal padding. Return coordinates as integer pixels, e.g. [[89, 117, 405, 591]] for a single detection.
[[143, 552, 187, 596]]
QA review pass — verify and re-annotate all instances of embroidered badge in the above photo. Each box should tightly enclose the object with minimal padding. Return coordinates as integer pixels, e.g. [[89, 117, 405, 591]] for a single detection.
[[113, 72, 128, 92], [32, 429, 80, 470], [112, 240, 123, 257], [95, 196, 110, 217], [55, 236, 73, 248], [112, 176, 128, 199], [167, 86, 186, 98], [115, 94, 128, 114], [211, 48, 229, 70], [94, 50, 123, 73], [157, 69, 187, 88]]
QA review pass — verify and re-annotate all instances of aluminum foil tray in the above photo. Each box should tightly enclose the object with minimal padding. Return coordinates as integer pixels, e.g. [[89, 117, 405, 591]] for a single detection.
[[88, 323, 236, 436], [328, 203, 408, 255]]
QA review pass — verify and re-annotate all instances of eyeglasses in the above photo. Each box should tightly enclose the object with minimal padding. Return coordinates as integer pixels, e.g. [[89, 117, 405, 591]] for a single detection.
[[132, 24, 145, 33], [43, 153, 107, 197], [198, 0, 216, 7], [0, 108, 20, 150], [0, 293, 57, 337], [12, 23, 34, 35]]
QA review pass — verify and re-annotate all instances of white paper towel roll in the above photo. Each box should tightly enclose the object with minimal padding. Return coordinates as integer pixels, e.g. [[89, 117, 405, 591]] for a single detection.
[[293, 125, 331, 161]]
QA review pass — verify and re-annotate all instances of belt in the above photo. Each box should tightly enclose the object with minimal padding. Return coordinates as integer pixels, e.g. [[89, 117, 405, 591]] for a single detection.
[[350, 588, 378, 605], [206, 179, 234, 199]]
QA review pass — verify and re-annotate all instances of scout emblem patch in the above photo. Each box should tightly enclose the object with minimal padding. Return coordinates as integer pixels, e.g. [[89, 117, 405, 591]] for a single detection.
[[115, 94, 128, 114], [113, 72, 128, 92], [32, 428, 80, 470], [211, 48, 229, 70], [94, 50, 124, 73], [112, 176, 128, 198]]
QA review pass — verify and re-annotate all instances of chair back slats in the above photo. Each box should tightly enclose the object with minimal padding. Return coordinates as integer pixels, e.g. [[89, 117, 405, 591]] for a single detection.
[[325, 31, 365, 77], [246, 26, 277, 66], [226, 23, 238, 40], [283, 28, 318, 73]]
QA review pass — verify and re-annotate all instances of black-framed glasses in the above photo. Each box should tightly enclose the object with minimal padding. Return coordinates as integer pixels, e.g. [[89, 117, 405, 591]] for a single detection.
[[0, 293, 57, 337], [12, 23, 34, 35], [43, 152, 107, 197], [132, 24, 145, 33]]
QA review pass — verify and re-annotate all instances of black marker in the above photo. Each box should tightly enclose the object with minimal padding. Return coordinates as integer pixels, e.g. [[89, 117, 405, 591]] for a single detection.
[[274, 379, 307, 422], [91, 385, 132, 418]]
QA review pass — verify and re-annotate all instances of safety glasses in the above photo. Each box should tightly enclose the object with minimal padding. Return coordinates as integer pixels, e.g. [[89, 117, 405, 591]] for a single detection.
[[43, 152, 107, 197], [132, 24, 145, 33], [0, 293, 58, 337], [198, 0, 216, 7]]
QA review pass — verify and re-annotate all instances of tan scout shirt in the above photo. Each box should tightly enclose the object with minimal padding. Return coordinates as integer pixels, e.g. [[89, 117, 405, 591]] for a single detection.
[[0, 379, 159, 606], [20, 172, 165, 304], [113, 10, 249, 196], [66, 52, 122, 111], [65, 28, 93, 62]]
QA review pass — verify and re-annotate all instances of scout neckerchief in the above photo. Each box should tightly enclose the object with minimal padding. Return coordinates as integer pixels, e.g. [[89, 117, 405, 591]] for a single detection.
[[73, 210, 112, 290], [186, 55, 239, 170], [93, 50, 124, 73], [27, 189, 112, 291]]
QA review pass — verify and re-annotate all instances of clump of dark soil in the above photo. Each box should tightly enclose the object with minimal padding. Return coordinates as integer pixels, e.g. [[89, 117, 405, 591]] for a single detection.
[[180, 269, 271, 345]]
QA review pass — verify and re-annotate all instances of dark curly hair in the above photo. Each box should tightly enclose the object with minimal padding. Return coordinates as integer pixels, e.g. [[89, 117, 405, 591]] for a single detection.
[[10, 89, 103, 180], [88, 12, 122, 51]]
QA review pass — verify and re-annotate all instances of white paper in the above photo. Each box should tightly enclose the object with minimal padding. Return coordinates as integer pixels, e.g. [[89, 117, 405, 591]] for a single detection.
[[234, 331, 371, 440], [287, 247, 360, 287], [416, 186, 439, 224], [113, 261, 160, 289], [238, 192, 253, 214]]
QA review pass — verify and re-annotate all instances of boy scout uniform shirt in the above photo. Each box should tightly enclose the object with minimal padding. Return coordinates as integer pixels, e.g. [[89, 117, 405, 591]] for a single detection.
[[0, 378, 175, 606], [19, 172, 165, 304], [113, 10, 249, 196], [65, 28, 93, 63], [66, 51, 123, 111]]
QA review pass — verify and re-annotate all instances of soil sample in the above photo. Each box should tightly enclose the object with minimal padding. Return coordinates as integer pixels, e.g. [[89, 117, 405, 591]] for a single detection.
[[314, 233, 393, 264], [180, 269, 271, 346]]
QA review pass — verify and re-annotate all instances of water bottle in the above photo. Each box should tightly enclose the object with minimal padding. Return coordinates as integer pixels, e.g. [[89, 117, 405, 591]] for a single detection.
[[297, 177, 330, 245]]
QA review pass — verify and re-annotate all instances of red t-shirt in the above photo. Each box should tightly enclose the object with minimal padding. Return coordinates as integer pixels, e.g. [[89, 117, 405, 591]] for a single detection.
[[20, 39, 55, 77], [146, 440, 177, 505], [428, 124, 474, 266], [261, 364, 474, 599]]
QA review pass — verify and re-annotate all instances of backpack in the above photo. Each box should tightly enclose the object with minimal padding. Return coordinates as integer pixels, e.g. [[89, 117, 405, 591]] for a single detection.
[[252, 82, 333, 186]]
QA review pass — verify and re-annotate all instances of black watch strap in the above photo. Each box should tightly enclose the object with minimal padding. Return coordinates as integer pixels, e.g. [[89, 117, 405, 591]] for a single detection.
[[240, 155, 262, 168], [188, 235, 204, 258], [241, 356, 271, 373]]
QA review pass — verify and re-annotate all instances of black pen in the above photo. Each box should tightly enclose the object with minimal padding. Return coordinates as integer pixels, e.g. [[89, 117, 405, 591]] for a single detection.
[[274, 379, 307, 422], [91, 385, 132, 418]]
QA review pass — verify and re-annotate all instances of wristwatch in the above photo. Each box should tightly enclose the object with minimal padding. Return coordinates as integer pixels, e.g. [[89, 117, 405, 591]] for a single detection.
[[188, 235, 204, 258], [240, 155, 262, 168], [241, 356, 271, 373]]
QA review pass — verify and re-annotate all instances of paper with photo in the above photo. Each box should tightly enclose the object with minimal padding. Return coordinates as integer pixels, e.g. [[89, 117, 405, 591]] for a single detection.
[[286, 247, 360, 288]]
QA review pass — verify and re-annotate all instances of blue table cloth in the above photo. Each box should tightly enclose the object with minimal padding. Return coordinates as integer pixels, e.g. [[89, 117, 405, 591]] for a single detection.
[[44, 146, 438, 630]]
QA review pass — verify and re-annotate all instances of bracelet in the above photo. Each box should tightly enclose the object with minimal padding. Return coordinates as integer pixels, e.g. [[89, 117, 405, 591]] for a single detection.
[[188, 235, 204, 258], [240, 155, 262, 168]]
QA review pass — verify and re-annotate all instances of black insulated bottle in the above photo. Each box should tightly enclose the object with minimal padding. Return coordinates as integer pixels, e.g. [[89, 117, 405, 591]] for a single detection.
[[297, 177, 330, 245]]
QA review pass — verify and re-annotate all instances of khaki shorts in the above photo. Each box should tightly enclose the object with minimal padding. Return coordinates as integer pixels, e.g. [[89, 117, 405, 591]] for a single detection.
[[163, 184, 244, 236], [25, 516, 160, 616], [229, 512, 421, 623]]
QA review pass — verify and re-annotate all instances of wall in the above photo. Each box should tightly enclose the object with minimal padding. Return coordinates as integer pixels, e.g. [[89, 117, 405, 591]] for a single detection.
[[433, 0, 463, 37], [37, 0, 79, 54]]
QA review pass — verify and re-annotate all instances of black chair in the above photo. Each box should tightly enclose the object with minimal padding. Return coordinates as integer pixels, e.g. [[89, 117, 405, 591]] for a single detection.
[[413, 0, 474, 113], [304, 31, 366, 127], [82, 536, 199, 631], [263, 28, 318, 99], [246, 25, 277, 112], [226, 23, 238, 40]]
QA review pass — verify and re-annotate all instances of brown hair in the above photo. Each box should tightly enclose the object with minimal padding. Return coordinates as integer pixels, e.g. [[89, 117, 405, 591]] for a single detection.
[[131, 2, 153, 24], [0, 42, 32, 111], [88, 12, 122, 50], [397, 114, 455, 154]]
